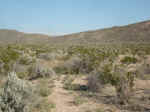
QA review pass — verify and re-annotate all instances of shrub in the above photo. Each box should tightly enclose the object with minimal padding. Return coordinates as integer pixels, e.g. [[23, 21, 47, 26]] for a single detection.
[[121, 56, 138, 64], [54, 56, 82, 74], [38, 53, 56, 60], [19, 54, 36, 65], [137, 63, 150, 79], [17, 71, 29, 79], [87, 72, 102, 92], [113, 67, 136, 104], [37, 79, 52, 97], [0, 72, 35, 112], [28, 63, 56, 80], [53, 66, 68, 74], [0, 47, 20, 73], [67, 46, 117, 73], [87, 60, 136, 104], [0, 61, 4, 74], [63, 56, 82, 74], [63, 76, 75, 90]]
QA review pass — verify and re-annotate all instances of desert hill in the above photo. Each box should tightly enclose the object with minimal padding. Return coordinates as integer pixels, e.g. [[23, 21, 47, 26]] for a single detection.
[[0, 20, 150, 45]]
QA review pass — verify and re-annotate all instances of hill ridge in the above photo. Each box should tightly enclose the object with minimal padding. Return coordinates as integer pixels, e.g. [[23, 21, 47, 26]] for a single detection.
[[0, 20, 150, 45]]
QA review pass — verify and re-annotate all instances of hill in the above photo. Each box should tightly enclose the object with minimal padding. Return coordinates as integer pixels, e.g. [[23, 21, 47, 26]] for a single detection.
[[55, 20, 150, 45], [0, 20, 150, 45], [0, 29, 51, 45]]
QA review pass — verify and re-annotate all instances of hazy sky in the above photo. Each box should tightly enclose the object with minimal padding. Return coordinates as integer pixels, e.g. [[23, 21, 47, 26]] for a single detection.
[[0, 0, 150, 35]]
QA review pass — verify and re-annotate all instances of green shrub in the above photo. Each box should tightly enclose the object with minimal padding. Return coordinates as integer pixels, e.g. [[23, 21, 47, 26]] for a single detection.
[[121, 56, 138, 64], [0, 46, 20, 73]]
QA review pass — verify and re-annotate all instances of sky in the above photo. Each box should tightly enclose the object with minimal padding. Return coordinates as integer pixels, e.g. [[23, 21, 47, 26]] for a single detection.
[[0, 0, 150, 35]]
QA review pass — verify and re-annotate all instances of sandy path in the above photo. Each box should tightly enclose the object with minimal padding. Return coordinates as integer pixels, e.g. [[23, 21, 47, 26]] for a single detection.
[[49, 76, 79, 112]]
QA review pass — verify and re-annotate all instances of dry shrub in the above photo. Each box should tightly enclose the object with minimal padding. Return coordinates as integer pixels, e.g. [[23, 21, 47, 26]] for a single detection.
[[38, 50, 66, 61], [113, 67, 135, 104], [54, 56, 82, 74], [37, 79, 52, 97], [28, 62, 56, 80], [19, 53, 36, 65], [63, 56, 82, 74], [38, 53, 56, 60], [87, 60, 137, 104], [135, 62, 150, 80], [87, 71, 102, 92]]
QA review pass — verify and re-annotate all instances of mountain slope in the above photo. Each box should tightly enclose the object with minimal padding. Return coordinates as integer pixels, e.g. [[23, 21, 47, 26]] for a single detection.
[[0, 20, 150, 45], [0, 29, 51, 45], [55, 20, 150, 44]]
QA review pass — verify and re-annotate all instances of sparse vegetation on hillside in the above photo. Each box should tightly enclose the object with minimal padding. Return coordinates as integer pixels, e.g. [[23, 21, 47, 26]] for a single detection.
[[0, 20, 150, 45], [0, 42, 150, 112]]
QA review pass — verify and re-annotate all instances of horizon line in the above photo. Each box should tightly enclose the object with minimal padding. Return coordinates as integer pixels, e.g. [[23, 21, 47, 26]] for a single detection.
[[0, 19, 149, 37]]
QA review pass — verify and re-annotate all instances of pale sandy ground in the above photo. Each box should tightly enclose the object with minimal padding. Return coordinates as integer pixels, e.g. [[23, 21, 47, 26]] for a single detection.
[[48, 75, 121, 112], [49, 75, 79, 112]]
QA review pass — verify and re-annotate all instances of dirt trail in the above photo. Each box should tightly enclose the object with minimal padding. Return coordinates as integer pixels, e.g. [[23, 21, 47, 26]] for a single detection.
[[44, 60, 118, 112], [49, 76, 79, 112]]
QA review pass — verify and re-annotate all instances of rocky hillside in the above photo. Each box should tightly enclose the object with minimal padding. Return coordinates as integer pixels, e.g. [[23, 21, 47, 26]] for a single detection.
[[55, 20, 150, 44], [0, 20, 150, 45]]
